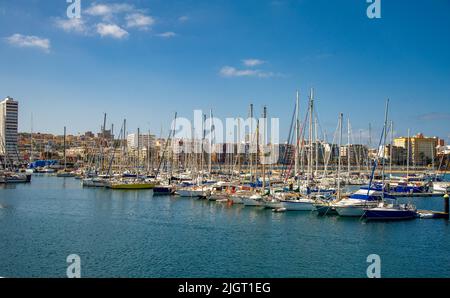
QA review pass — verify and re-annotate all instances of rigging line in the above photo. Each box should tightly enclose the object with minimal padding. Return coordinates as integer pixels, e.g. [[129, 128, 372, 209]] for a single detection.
[[281, 101, 297, 179]]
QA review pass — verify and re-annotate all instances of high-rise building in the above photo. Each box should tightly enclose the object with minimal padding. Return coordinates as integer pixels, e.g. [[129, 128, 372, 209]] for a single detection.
[[394, 133, 439, 166], [127, 133, 155, 149], [0, 96, 19, 161], [383, 144, 407, 165]]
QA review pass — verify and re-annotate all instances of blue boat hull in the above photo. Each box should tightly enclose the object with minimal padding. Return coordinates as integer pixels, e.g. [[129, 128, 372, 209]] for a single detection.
[[153, 187, 174, 195], [364, 209, 417, 220]]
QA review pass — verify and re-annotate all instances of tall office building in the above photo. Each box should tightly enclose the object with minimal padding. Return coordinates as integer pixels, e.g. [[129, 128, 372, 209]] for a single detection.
[[0, 96, 19, 160]]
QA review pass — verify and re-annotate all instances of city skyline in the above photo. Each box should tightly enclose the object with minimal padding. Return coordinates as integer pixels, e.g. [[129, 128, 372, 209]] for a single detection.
[[1, 0, 449, 142]]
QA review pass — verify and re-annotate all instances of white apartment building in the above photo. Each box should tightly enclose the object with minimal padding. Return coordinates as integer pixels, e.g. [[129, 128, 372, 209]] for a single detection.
[[127, 133, 156, 149], [0, 96, 19, 160]]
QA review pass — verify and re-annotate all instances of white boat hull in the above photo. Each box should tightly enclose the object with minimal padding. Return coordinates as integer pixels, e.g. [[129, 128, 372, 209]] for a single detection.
[[177, 189, 206, 198], [432, 182, 450, 194], [281, 199, 315, 211], [230, 196, 244, 204], [242, 198, 264, 206], [264, 201, 284, 209], [82, 179, 106, 188], [335, 206, 367, 217], [208, 193, 229, 201]]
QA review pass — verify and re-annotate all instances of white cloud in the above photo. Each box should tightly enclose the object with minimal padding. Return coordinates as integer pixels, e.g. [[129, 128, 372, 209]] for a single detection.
[[5, 34, 50, 52], [242, 59, 265, 67], [55, 18, 87, 34], [85, 3, 134, 18], [96, 23, 129, 39], [178, 16, 189, 22], [157, 31, 177, 38], [125, 13, 155, 29], [55, 3, 163, 40], [219, 66, 275, 78]]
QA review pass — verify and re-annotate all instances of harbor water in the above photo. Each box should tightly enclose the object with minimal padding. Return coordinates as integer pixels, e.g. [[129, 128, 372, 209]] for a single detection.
[[1, 175, 449, 278]]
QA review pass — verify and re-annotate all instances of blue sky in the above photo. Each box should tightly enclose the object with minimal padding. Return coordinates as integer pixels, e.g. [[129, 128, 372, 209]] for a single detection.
[[0, 0, 449, 143]]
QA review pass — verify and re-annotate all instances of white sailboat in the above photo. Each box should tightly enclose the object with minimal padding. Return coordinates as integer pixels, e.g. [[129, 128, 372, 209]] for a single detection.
[[242, 193, 265, 206], [177, 185, 210, 198], [335, 99, 393, 217], [277, 193, 316, 211], [334, 188, 384, 217]]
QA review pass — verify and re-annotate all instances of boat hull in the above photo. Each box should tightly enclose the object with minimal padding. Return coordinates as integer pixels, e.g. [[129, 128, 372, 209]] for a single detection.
[[208, 194, 229, 201], [281, 200, 315, 211], [108, 183, 157, 189], [364, 209, 417, 220], [82, 179, 106, 188], [433, 182, 450, 194], [153, 186, 175, 195], [242, 198, 264, 206], [264, 201, 283, 209], [335, 206, 367, 217], [57, 173, 76, 178], [315, 204, 338, 215], [230, 196, 244, 204], [177, 189, 207, 198]]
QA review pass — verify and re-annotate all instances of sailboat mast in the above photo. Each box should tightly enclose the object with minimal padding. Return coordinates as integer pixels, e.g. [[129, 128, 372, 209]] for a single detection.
[[237, 117, 241, 175], [262, 106, 267, 192], [201, 113, 205, 179], [122, 119, 126, 174], [137, 128, 140, 177], [390, 121, 394, 180], [308, 88, 314, 184], [147, 129, 151, 174], [407, 128, 410, 179], [381, 99, 390, 197], [315, 115, 319, 176], [359, 129, 362, 172], [347, 118, 351, 176], [295, 90, 299, 177], [209, 109, 212, 177], [249, 104, 254, 183], [431, 140, 435, 172], [30, 113, 33, 163], [367, 122, 372, 173], [255, 106, 260, 186], [337, 113, 343, 199], [63, 126, 67, 170]]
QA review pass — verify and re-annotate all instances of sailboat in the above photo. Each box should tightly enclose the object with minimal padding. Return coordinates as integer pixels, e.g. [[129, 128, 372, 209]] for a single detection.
[[279, 90, 316, 211], [106, 179, 158, 189], [363, 99, 418, 221], [364, 201, 417, 220], [242, 192, 265, 206], [82, 177, 107, 188], [57, 126, 76, 177], [315, 112, 344, 216], [334, 100, 396, 217], [177, 184, 211, 198], [334, 186, 391, 217], [107, 126, 159, 190], [277, 192, 316, 211], [240, 104, 266, 207]]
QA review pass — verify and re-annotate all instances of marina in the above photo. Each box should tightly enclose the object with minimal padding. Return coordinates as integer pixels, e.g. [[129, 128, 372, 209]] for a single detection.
[[2, 91, 450, 279], [1, 174, 449, 278], [1, 0, 450, 283]]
